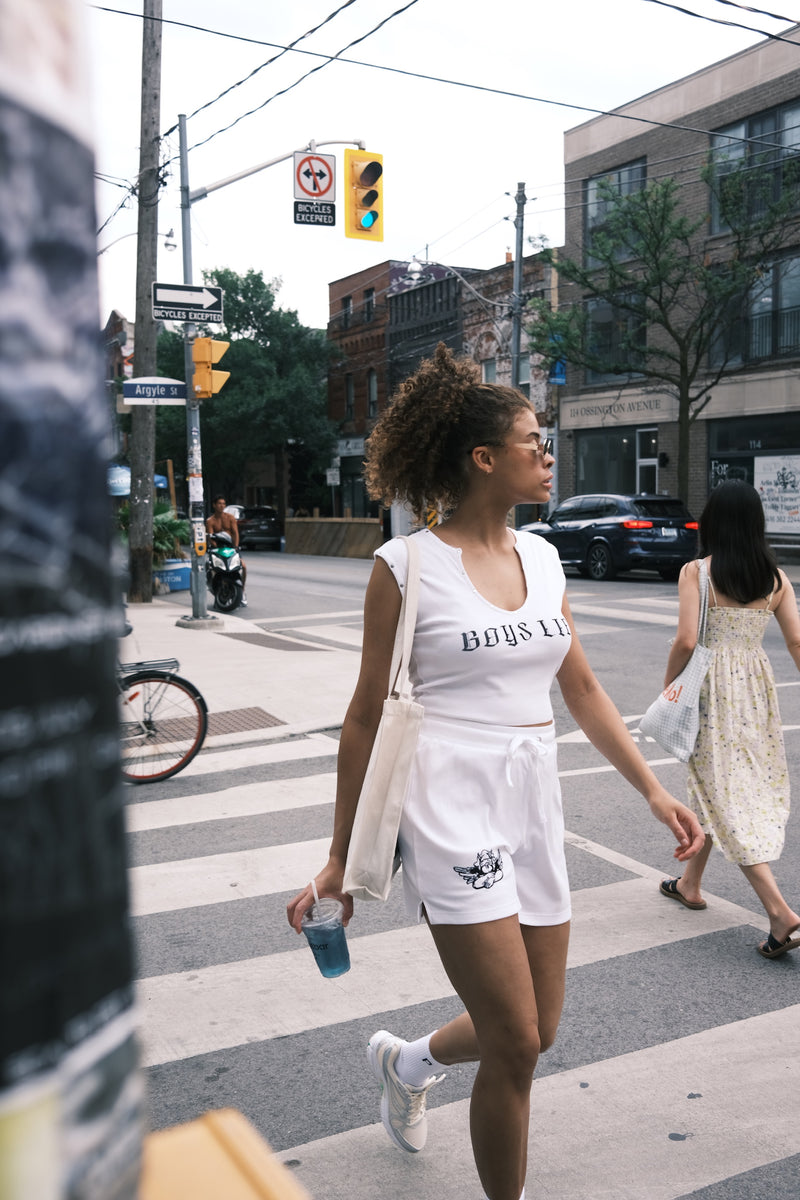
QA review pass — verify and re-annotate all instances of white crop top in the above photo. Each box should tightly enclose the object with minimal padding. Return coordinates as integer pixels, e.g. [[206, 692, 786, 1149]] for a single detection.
[[375, 528, 571, 725]]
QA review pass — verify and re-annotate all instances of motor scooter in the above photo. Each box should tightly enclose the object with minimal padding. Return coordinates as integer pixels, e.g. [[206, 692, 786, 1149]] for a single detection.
[[205, 530, 244, 612]]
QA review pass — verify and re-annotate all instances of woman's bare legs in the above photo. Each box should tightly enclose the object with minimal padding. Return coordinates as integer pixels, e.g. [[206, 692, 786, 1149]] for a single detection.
[[739, 861, 800, 943], [674, 834, 713, 905], [426, 917, 569, 1200]]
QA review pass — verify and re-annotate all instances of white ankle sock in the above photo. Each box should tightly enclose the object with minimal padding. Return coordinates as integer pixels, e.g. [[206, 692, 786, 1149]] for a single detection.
[[483, 1191, 525, 1200], [395, 1032, 446, 1086]]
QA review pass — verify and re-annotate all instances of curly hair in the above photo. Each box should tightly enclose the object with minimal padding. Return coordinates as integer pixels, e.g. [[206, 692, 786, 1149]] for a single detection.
[[364, 342, 532, 517]]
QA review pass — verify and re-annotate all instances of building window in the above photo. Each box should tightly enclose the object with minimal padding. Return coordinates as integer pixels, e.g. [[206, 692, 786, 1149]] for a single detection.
[[481, 358, 496, 383], [345, 374, 354, 420], [637, 427, 658, 493], [342, 295, 352, 329], [363, 287, 375, 322], [711, 253, 800, 365], [711, 101, 800, 233], [585, 295, 646, 384], [367, 368, 378, 418], [576, 427, 637, 493], [584, 159, 646, 264]]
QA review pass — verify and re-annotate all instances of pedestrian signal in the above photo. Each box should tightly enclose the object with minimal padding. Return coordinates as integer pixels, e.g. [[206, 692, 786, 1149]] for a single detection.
[[344, 149, 383, 241], [192, 337, 230, 398]]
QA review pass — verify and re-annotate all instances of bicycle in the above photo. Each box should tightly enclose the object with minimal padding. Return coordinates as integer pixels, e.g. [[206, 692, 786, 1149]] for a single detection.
[[118, 656, 208, 784]]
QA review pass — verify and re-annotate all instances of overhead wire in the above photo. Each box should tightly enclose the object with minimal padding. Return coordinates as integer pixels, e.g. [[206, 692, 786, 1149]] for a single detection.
[[179, 0, 361, 127], [92, 4, 800, 265], [169, 0, 422, 155], [711, 0, 800, 21], [641, 0, 800, 40]]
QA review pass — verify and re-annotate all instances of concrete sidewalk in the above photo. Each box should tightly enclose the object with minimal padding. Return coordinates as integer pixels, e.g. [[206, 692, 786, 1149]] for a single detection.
[[121, 594, 359, 749]]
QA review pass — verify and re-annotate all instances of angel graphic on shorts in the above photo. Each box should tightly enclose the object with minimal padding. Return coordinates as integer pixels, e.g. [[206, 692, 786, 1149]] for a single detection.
[[454, 849, 504, 890]]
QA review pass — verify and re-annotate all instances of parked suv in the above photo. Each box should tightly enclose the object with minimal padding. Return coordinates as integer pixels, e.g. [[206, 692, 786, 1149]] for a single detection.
[[235, 505, 282, 551], [520, 493, 698, 581]]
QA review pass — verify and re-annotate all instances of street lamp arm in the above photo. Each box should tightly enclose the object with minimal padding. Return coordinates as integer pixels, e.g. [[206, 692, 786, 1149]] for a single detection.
[[189, 138, 366, 203]]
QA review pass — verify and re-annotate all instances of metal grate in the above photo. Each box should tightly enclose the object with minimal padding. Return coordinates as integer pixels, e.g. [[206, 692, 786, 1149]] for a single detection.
[[207, 707, 285, 735]]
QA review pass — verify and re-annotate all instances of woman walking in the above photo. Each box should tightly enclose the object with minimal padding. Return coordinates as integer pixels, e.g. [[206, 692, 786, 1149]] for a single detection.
[[658, 480, 800, 959], [287, 344, 703, 1200]]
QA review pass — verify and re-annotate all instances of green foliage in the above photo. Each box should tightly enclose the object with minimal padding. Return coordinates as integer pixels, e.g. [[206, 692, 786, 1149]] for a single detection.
[[116, 500, 189, 564], [526, 168, 800, 501], [155, 268, 336, 503]]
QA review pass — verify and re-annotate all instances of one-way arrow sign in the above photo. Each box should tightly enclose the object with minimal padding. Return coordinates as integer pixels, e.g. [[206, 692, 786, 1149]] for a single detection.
[[152, 282, 223, 323]]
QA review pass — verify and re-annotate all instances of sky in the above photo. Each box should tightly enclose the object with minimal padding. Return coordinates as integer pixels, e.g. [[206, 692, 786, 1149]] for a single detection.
[[87, 0, 797, 333]]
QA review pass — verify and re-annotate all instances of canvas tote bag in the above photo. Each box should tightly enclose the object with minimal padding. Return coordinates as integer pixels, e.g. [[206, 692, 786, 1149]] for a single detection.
[[639, 559, 712, 762], [343, 535, 423, 902]]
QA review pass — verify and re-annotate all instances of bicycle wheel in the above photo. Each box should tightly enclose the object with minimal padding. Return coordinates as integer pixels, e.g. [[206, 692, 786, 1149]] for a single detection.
[[119, 670, 208, 783]]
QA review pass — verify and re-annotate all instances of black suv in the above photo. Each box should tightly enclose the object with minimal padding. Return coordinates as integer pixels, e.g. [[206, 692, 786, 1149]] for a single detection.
[[236, 505, 282, 551], [520, 493, 698, 581]]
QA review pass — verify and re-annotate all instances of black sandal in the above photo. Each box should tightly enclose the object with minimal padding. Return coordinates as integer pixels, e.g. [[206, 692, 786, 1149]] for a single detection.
[[659, 877, 707, 910], [757, 930, 800, 959]]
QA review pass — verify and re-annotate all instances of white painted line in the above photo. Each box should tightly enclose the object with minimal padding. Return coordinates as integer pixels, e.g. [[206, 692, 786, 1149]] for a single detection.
[[128, 837, 331, 916], [280, 1006, 800, 1200], [177, 731, 340, 778], [135, 876, 756, 1065], [570, 602, 679, 627], [125, 774, 336, 832]]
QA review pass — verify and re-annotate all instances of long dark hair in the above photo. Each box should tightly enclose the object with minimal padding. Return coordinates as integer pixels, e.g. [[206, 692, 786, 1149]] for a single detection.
[[699, 481, 781, 603]]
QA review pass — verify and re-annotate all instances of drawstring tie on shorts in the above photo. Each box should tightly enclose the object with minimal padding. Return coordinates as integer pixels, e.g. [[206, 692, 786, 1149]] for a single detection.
[[505, 734, 551, 826]]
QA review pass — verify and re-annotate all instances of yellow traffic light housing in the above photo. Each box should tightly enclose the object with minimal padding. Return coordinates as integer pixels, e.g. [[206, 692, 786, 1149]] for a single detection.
[[191, 337, 230, 398], [344, 149, 383, 241]]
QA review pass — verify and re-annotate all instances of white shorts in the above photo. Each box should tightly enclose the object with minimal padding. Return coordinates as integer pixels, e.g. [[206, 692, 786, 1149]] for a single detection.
[[398, 714, 571, 927]]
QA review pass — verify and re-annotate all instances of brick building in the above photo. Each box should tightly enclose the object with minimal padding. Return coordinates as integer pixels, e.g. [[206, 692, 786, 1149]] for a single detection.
[[327, 253, 555, 517], [556, 28, 800, 531]]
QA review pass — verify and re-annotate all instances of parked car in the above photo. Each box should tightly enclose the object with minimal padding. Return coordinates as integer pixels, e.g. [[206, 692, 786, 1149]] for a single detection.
[[234, 505, 282, 550], [520, 493, 698, 581]]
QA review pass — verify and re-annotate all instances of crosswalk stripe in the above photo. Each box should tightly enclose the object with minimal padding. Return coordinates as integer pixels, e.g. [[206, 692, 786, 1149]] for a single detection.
[[279, 1004, 800, 1200], [569, 602, 679, 627], [128, 837, 331, 916], [174, 731, 340, 778], [134, 875, 756, 1067], [125, 774, 337, 832]]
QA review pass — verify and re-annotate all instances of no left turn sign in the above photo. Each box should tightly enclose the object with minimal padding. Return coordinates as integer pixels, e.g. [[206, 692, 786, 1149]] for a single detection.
[[293, 152, 335, 200]]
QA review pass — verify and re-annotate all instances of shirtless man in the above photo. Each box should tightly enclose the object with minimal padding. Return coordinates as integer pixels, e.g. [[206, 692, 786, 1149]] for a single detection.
[[206, 494, 247, 605]]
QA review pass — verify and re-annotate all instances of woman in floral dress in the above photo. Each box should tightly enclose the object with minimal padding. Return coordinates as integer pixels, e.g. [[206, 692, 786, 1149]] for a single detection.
[[659, 480, 800, 959]]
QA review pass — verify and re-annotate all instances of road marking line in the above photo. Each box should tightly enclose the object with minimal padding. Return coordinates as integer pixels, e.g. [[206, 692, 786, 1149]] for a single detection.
[[125, 773, 337, 832], [280, 1005, 800, 1200], [134, 874, 757, 1066]]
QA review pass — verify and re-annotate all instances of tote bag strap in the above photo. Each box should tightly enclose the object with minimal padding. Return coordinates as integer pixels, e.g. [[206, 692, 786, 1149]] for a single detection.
[[696, 559, 709, 647], [387, 534, 420, 701]]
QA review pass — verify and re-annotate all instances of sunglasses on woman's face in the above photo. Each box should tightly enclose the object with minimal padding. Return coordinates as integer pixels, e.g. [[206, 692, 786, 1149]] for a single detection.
[[515, 437, 554, 459]]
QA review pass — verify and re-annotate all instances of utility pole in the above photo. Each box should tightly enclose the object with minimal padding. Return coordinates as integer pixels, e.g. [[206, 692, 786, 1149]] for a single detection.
[[510, 181, 526, 390], [127, 0, 162, 602], [175, 131, 366, 622]]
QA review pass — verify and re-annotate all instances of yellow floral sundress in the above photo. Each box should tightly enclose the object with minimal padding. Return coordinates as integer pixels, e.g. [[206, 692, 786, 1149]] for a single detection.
[[687, 576, 789, 865]]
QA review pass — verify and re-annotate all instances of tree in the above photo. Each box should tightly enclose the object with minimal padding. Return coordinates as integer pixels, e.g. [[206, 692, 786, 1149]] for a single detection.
[[155, 268, 335, 512], [526, 164, 800, 503]]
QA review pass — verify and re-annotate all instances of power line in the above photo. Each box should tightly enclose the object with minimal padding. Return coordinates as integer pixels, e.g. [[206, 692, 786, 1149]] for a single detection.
[[182, 0, 421, 155], [93, 4, 798, 158], [182, 0, 361, 127], [711, 0, 800, 22], [641, 0, 800, 41]]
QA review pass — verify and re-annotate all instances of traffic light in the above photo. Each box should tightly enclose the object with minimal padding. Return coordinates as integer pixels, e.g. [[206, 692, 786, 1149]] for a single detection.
[[344, 149, 383, 241], [191, 337, 230, 398]]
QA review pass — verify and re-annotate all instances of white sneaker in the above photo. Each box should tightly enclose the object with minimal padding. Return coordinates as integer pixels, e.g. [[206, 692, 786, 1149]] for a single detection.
[[367, 1029, 444, 1153]]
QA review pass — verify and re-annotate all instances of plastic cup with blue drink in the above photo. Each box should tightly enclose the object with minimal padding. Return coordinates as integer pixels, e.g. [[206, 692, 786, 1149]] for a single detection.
[[301, 881, 350, 978]]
